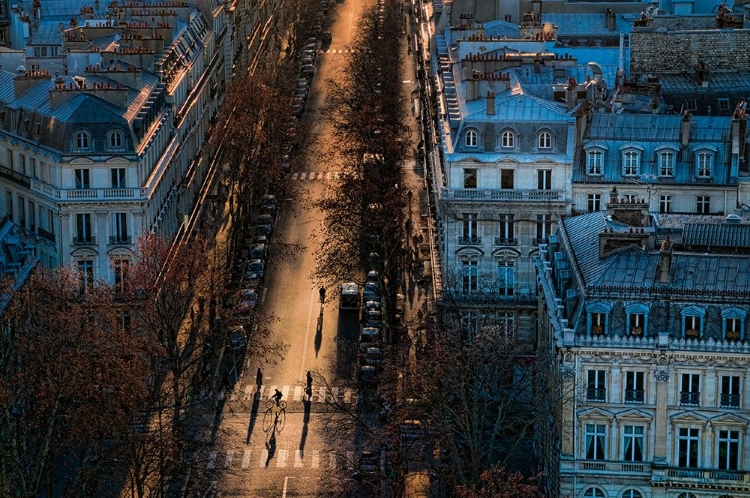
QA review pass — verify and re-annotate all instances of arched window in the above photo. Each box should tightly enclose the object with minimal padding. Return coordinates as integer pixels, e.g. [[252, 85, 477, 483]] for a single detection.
[[583, 486, 606, 497], [501, 131, 515, 148], [74, 131, 90, 150], [587, 149, 604, 175], [109, 131, 123, 148], [621, 490, 642, 498], [465, 129, 478, 147], [677, 493, 697, 498], [538, 131, 551, 149]]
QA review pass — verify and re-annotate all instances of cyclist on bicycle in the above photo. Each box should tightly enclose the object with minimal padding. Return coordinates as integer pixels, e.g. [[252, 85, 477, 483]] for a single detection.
[[271, 388, 283, 405]]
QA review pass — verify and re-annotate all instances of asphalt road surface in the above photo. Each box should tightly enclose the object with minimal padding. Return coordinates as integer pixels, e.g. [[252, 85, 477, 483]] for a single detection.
[[211, 0, 381, 495]]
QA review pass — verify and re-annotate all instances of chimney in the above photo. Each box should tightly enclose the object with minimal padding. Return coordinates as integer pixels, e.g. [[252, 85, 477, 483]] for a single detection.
[[565, 77, 578, 110], [658, 237, 672, 284], [486, 91, 495, 115], [680, 110, 691, 147], [732, 98, 747, 160]]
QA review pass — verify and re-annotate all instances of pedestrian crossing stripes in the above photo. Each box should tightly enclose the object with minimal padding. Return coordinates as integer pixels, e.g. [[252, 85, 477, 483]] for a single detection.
[[227, 383, 356, 404], [290, 171, 348, 181], [322, 49, 356, 54], [207, 448, 382, 471]]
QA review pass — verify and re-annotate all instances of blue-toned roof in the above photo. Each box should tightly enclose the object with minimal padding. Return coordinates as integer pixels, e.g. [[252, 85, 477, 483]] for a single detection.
[[478, 20, 520, 39], [542, 13, 638, 37], [462, 89, 570, 122], [587, 113, 681, 142], [559, 212, 610, 287], [682, 222, 750, 248]]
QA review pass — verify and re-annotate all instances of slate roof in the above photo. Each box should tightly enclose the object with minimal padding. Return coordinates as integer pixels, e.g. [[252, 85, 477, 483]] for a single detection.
[[559, 212, 750, 295], [542, 12, 638, 37], [682, 222, 750, 248]]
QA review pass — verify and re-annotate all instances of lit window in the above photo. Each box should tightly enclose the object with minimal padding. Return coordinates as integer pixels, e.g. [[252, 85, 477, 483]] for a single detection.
[[501, 131, 515, 148], [538, 131, 551, 149], [465, 130, 477, 147]]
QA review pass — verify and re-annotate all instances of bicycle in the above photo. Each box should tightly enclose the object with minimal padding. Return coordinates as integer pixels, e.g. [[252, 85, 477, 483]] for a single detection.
[[262, 399, 287, 433]]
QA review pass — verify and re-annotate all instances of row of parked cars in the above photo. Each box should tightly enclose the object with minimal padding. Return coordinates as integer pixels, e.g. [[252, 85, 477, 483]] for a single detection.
[[227, 194, 279, 351], [359, 270, 384, 385]]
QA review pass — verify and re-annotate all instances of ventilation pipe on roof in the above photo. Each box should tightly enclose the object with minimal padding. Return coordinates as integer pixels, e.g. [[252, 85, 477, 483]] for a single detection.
[[658, 237, 672, 284]]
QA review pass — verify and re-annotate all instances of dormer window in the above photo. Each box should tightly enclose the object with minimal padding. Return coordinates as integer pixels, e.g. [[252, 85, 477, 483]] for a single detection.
[[658, 151, 675, 177], [587, 150, 603, 175], [682, 306, 706, 339], [465, 129, 478, 147], [74, 131, 90, 150], [501, 131, 515, 148], [587, 302, 612, 336], [696, 151, 713, 178], [626, 303, 649, 337], [538, 131, 552, 149], [109, 131, 123, 149], [622, 150, 640, 176], [722, 308, 746, 341]]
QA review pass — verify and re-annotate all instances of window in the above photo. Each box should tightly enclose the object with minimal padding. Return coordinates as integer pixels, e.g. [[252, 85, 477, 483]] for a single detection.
[[680, 373, 700, 406], [497, 261, 514, 296], [113, 259, 129, 293], [109, 131, 123, 148], [538, 131, 551, 149], [111, 168, 126, 189], [28, 200, 35, 231], [75, 213, 92, 244], [718, 98, 731, 111], [717, 430, 740, 470], [587, 150, 603, 175], [623, 425, 644, 461], [659, 195, 672, 214], [536, 214, 551, 244], [696, 196, 710, 214], [537, 169, 552, 190], [624, 193, 637, 203], [622, 491, 642, 498], [696, 152, 712, 178], [723, 308, 745, 341], [74, 131, 90, 150], [584, 423, 606, 460], [17, 195, 25, 228], [623, 151, 640, 176], [504, 14, 512, 22], [121, 313, 132, 331], [5, 191, 11, 220], [501, 131, 515, 148], [659, 151, 675, 176], [684, 314, 702, 339], [629, 313, 645, 336], [625, 371, 644, 403], [720, 375, 741, 408], [462, 260, 478, 293], [463, 168, 477, 188], [75, 169, 90, 190], [678, 428, 700, 468], [583, 489, 605, 498], [461, 213, 479, 244], [498, 311, 515, 337], [112, 213, 128, 244], [591, 312, 606, 335], [586, 370, 606, 401], [465, 129, 477, 147], [500, 169, 514, 189], [29, 157, 36, 179], [588, 194, 601, 212], [498, 214, 514, 244], [78, 260, 94, 293]]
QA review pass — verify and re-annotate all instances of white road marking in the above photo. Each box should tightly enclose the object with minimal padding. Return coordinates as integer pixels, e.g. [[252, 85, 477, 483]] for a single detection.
[[225, 450, 234, 467], [207, 451, 216, 470], [298, 288, 317, 380], [293, 385, 302, 401], [312, 450, 320, 468], [277, 449, 288, 468], [259, 449, 268, 467], [242, 449, 251, 469], [294, 450, 304, 467], [346, 450, 354, 470]]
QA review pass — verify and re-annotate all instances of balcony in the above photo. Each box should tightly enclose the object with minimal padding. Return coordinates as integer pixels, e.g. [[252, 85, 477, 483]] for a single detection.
[[625, 389, 645, 403], [457, 236, 481, 245], [109, 236, 133, 245], [720, 393, 740, 408], [0, 165, 30, 187], [442, 188, 564, 202], [654, 468, 750, 489], [562, 459, 651, 476], [680, 391, 700, 406], [494, 237, 518, 246], [72, 236, 97, 246], [38, 227, 55, 242], [29, 179, 143, 201], [586, 388, 606, 402]]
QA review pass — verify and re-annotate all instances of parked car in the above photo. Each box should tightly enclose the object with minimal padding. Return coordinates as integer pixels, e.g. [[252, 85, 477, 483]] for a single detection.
[[238, 288, 259, 308], [257, 214, 274, 234], [248, 243, 268, 261], [262, 194, 277, 210], [360, 326, 381, 344], [227, 325, 247, 351], [360, 364, 377, 385], [322, 31, 332, 43], [364, 309, 383, 328], [302, 64, 316, 76], [361, 346, 381, 366], [365, 270, 380, 285], [363, 282, 380, 301], [245, 258, 265, 280]]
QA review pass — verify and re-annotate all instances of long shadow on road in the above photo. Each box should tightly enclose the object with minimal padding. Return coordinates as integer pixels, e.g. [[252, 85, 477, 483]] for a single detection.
[[245, 394, 261, 444], [299, 396, 311, 457]]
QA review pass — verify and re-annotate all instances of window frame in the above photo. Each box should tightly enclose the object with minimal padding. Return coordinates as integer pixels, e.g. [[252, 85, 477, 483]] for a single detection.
[[465, 129, 478, 148], [587, 194, 602, 212], [622, 425, 645, 462], [587, 302, 611, 336], [587, 150, 603, 175], [461, 213, 479, 244], [622, 150, 640, 177], [586, 369, 607, 402], [109, 130, 123, 149], [696, 195, 710, 214], [497, 260, 514, 296], [626, 303, 649, 337], [659, 194, 672, 214], [696, 151, 713, 178], [658, 150, 675, 177], [74, 130, 91, 150], [501, 130, 515, 149], [624, 371, 645, 404], [538, 131, 552, 149], [717, 429, 740, 471], [584, 423, 607, 460], [463, 168, 477, 189], [720, 374, 741, 408], [537, 169, 552, 190], [722, 308, 746, 341], [677, 427, 700, 468], [462, 259, 478, 293], [680, 372, 701, 406], [111, 168, 126, 189], [681, 306, 706, 339]]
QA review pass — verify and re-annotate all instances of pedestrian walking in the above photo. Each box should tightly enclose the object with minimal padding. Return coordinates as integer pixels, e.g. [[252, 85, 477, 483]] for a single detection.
[[306, 371, 313, 396]]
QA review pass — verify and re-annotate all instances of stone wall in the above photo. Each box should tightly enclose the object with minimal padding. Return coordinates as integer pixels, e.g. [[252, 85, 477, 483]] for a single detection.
[[631, 29, 750, 73]]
